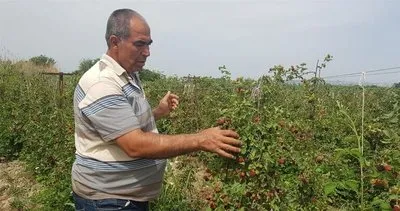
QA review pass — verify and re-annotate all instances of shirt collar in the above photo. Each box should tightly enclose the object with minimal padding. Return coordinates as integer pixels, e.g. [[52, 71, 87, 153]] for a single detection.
[[99, 54, 142, 91], [99, 54, 126, 76]]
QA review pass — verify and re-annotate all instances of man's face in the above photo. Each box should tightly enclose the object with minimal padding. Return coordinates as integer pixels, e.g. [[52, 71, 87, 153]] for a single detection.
[[117, 18, 152, 72]]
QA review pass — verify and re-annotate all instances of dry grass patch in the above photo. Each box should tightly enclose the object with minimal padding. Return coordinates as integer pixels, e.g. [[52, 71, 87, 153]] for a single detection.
[[0, 160, 41, 210]]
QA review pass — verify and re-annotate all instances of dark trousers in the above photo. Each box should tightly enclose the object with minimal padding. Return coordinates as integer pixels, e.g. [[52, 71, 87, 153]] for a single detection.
[[73, 192, 149, 211]]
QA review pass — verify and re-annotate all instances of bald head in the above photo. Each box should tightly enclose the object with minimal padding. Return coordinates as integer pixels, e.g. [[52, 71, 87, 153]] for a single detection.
[[105, 9, 147, 48]]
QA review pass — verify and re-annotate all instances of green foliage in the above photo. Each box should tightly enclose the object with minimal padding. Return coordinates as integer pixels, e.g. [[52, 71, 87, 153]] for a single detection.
[[1, 57, 400, 210], [73, 58, 100, 75], [139, 69, 165, 82], [0, 63, 78, 209], [29, 55, 56, 67]]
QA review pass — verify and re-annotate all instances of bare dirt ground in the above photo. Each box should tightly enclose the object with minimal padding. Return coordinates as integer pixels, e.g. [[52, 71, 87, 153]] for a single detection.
[[0, 159, 41, 210]]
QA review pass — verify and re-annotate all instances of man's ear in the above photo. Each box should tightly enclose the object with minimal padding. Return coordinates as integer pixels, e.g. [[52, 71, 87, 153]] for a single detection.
[[109, 35, 120, 49]]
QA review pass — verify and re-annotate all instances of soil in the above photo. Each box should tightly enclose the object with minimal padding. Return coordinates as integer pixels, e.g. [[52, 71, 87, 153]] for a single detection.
[[0, 159, 41, 210]]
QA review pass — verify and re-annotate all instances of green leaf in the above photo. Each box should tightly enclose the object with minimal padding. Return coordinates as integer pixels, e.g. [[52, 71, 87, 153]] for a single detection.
[[389, 117, 398, 124], [343, 135, 358, 143], [64, 202, 75, 208], [343, 180, 359, 192], [350, 148, 361, 157], [370, 198, 391, 210], [335, 148, 361, 160], [382, 111, 395, 119], [383, 129, 391, 137], [324, 182, 337, 195], [380, 202, 391, 210], [380, 139, 392, 144], [370, 198, 384, 206], [216, 206, 225, 211]]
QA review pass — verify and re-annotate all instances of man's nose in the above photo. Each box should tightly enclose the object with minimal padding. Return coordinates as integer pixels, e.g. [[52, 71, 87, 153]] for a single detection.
[[141, 45, 150, 57]]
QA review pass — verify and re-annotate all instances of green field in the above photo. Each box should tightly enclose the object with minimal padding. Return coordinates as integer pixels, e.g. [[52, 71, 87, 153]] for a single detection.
[[1, 60, 399, 210]]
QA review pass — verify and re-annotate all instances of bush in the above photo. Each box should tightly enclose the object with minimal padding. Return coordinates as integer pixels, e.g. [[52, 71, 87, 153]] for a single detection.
[[29, 55, 56, 67], [1, 59, 400, 210], [73, 58, 100, 75]]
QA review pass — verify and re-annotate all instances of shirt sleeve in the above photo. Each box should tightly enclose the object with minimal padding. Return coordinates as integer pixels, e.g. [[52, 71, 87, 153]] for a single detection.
[[78, 81, 141, 141]]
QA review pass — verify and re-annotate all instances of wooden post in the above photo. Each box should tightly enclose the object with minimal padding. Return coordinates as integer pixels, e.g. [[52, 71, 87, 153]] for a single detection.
[[58, 72, 64, 95], [314, 59, 319, 78]]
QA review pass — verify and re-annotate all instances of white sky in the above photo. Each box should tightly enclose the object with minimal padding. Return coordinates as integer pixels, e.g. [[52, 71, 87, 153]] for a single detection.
[[0, 0, 399, 84]]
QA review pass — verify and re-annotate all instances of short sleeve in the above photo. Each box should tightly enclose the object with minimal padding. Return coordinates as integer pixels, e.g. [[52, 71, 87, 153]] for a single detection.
[[79, 81, 140, 141]]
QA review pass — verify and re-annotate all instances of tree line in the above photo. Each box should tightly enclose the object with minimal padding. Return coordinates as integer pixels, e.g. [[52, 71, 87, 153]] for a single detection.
[[24, 55, 400, 87]]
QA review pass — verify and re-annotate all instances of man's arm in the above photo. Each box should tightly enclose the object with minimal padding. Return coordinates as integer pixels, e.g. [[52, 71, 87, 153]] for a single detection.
[[116, 127, 241, 159]]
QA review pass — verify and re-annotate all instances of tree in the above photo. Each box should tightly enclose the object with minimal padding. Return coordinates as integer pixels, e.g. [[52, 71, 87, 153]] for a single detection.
[[73, 58, 164, 80], [29, 55, 56, 66], [393, 82, 400, 88], [139, 69, 165, 81], [73, 58, 100, 75]]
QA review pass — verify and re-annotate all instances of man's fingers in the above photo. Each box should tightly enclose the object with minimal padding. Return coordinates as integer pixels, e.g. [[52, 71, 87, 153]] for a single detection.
[[170, 98, 179, 110], [215, 148, 235, 159], [220, 129, 239, 139], [160, 91, 171, 103], [171, 98, 179, 105], [220, 136, 242, 147], [220, 143, 241, 153], [169, 93, 179, 100]]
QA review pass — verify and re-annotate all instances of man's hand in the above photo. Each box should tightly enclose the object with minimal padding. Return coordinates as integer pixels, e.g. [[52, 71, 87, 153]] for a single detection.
[[198, 127, 242, 159], [153, 91, 179, 120]]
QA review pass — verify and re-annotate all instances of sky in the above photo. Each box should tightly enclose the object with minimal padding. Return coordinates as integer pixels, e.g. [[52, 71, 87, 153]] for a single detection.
[[0, 0, 399, 84]]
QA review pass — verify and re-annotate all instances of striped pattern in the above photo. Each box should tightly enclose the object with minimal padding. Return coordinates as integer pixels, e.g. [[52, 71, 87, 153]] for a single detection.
[[72, 54, 166, 202], [81, 95, 127, 117], [122, 83, 137, 97], [75, 84, 85, 104], [75, 154, 166, 172]]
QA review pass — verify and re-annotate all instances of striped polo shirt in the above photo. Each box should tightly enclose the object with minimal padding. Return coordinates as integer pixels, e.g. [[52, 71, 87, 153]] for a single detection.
[[71, 54, 166, 201]]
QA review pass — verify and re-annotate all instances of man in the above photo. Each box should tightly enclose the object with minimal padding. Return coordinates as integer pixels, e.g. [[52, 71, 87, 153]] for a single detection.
[[72, 9, 241, 211]]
